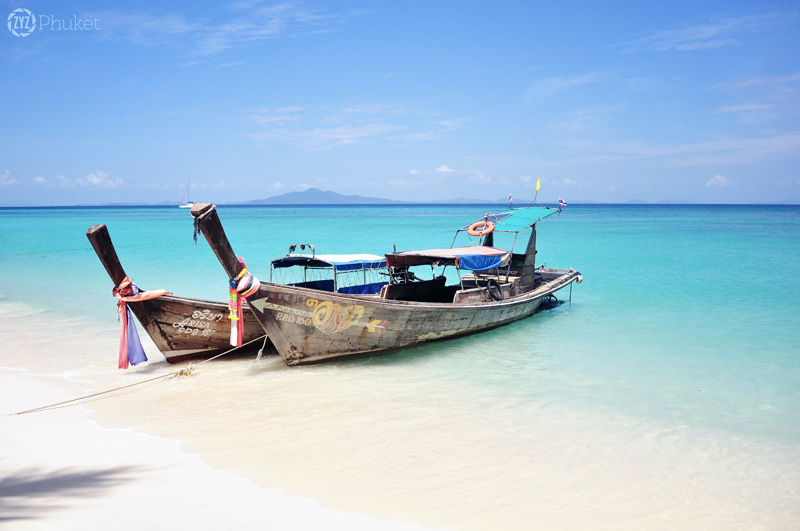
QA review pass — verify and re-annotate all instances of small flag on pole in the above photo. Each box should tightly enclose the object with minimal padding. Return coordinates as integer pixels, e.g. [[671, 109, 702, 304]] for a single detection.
[[509, 193, 512, 207], [559, 197, 567, 207], [536, 178, 541, 192]]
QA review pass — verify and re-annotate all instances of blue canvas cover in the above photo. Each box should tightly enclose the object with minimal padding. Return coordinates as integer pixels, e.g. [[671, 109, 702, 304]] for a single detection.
[[386, 246, 511, 271]]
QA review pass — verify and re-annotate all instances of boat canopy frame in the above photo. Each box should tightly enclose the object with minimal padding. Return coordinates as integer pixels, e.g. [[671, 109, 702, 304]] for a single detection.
[[452, 205, 561, 248], [385, 205, 562, 290], [270, 244, 389, 295]]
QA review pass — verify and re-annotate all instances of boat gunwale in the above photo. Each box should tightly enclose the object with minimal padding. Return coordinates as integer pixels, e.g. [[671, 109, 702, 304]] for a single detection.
[[248, 268, 580, 310]]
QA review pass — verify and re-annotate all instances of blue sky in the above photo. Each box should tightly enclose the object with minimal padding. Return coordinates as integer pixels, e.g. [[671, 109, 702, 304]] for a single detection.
[[1, 0, 799, 205]]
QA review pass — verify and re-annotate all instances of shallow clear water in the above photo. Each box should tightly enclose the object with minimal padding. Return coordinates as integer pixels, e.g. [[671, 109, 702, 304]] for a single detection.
[[1, 204, 799, 528]]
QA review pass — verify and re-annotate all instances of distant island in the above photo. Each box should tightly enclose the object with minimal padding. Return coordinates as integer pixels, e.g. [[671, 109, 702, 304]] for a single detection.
[[244, 188, 402, 205], [242, 187, 515, 205]]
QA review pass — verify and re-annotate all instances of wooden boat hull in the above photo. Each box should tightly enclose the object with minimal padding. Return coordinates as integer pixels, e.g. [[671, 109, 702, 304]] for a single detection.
[[125, 294, 265, 363], [246, 269, 579, 365], [86, 224, 265, 364], [190, 202, 581, 366]]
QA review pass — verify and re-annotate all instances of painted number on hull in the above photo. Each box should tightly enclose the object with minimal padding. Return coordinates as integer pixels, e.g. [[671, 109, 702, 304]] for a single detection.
[[171, 308, 223, 337], [175, 327, 216, 337], [275, 312, 312, 326]]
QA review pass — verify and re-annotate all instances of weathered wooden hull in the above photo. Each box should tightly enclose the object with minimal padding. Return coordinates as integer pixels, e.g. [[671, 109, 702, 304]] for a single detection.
[[189, 202, 582, 366], [126, 295, 265, 363], [86, 223, 265, 364], [247, 269, 580, 365]]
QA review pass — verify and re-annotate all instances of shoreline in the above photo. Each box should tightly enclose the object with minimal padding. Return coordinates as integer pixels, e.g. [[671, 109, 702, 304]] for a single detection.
[[1, 299, 799, 529], [0, 367, 427, 530]]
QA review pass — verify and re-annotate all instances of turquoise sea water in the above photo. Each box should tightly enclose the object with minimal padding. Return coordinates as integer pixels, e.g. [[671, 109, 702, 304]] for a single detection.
[[1, 203, 799, 528]]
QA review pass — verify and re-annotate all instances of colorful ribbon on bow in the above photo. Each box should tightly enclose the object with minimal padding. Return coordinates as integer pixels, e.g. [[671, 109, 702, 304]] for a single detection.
[[228, 257, 261, 347], [113, 277, 170, 369]]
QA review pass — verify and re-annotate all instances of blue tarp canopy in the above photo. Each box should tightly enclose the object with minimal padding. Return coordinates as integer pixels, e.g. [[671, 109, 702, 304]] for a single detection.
[[386, 246, 511, 271], [271, 253, 387, 272]]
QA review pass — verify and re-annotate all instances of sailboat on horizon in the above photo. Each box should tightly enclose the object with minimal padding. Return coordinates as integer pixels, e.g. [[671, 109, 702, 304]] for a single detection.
[[179, 179, 194, 209]]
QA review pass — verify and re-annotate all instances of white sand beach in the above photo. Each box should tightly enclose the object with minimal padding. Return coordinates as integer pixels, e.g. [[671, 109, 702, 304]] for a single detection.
[[0, 368, 427, 530], [2, 294, 799, 530]]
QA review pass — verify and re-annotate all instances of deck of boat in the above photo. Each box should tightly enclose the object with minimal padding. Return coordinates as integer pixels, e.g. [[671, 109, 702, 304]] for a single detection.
[[458, 267, 579, 303]]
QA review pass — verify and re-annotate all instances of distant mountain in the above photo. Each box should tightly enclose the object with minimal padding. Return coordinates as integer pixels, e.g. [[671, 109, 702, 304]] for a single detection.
[[242, 188, 522, 205], [244, 188, 403, 205]]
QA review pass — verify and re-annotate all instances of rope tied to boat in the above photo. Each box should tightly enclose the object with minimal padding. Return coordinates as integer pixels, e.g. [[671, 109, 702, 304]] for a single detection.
[[172, 362, 195, 377], [3, 335, 266, 418], [228, 257, 261, 348], [192, 203, 215, 246], [113, 277, 171, 370]]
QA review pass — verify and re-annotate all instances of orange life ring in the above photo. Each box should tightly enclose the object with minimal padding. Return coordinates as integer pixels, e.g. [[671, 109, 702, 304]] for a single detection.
[[467, 220, 495, 237]]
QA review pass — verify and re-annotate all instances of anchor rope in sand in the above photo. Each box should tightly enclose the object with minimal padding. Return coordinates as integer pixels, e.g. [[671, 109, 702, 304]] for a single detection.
[[4, 334, 267, 418]]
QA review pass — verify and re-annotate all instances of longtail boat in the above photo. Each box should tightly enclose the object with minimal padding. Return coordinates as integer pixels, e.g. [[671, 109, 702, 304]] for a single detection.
[[86, 224, 265, 363], [190, 203, 583, 366]]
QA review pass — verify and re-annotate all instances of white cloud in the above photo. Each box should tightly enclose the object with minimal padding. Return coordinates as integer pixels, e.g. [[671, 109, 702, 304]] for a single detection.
[[675, 39, 740, 51], [546, 178, 590, 189], [272, 181, 284, 189], [618, 12, 790, 53], [244, 104, 467, 148], [436, 165, 454, 173], [0, 170, 19, 187], [713, 103, 773, 114], [520, 175, 549, 187], [549, 132, 800, 167], [340, 104, 405, 115], [395, 131, 442, 142], [95, 2, 356, 55], [245, 107, 305, 126], [57, 175, 70, 187], [408, 169, 422, 175], [33, 176, 48, 184], [77, 171, 123, 188], [468, 172, 493, 184], [526, 74, 601, 102], [437, 117, 472, 131], [711, 72, 800, 127], [706, 174, 733, 187], [249, 123, 405, 149], [716, 72, 800, 90], [213, 61, 245, 69]]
